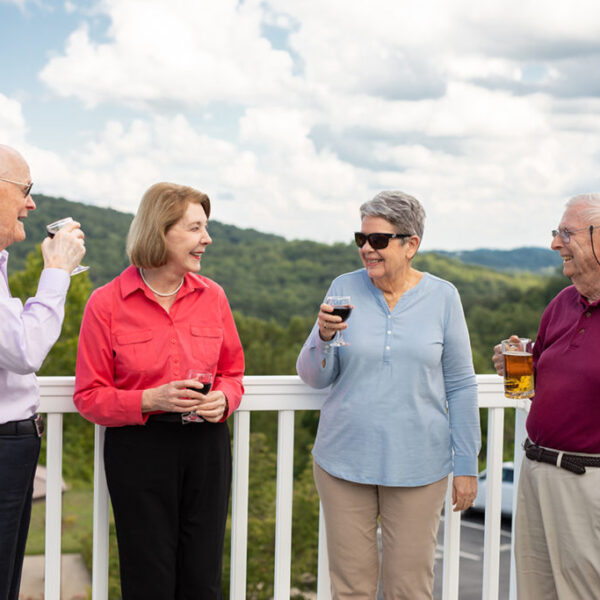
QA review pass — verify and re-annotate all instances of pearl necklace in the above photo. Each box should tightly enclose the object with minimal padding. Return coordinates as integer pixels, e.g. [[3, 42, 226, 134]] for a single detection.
[[139, 268, 184, 297]]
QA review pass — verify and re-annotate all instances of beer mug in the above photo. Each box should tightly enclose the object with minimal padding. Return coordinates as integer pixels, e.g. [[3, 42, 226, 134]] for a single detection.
[[501, 338, 534, 399]]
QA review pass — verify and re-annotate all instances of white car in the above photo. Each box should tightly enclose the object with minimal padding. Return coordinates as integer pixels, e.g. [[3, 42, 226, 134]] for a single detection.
[[471, 461, 514, 516]]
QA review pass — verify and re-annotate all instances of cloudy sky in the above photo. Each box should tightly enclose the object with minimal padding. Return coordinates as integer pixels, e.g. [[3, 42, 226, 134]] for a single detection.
[[2, 0, 600, 250]]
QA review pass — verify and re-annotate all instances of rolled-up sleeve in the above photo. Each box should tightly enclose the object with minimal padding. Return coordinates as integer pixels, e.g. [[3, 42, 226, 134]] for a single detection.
[[0, 267, 70, 374], [296, 324, 340, 389], [74, 289, 145, 426], [214, 291, 245, 419]]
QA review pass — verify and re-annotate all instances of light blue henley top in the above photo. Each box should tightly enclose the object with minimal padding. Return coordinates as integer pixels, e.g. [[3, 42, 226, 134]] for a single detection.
[[296, 269, 481, 487]]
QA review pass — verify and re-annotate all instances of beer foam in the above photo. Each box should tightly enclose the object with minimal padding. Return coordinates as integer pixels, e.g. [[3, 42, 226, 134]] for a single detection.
[[503, 351, 531, 356]]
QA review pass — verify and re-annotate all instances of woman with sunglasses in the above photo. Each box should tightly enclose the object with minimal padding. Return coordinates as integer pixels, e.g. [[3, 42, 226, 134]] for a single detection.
[[297, 191, 480, 599]]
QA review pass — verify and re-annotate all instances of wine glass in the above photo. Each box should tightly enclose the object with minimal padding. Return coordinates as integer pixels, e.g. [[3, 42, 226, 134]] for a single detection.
[[46, 217, 90, 276], [182, 370, 213, 423], [325, 295, 353, 347]]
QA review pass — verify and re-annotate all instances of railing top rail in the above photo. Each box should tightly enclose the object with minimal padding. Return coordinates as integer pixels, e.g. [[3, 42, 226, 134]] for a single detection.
[[37, 374, 517, 413]]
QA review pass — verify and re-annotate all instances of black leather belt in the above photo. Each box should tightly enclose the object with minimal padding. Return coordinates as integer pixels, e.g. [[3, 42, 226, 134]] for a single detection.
[[524, 438, 600, 475], [148, 413, 183, 424], [0, 414, 44, 437]]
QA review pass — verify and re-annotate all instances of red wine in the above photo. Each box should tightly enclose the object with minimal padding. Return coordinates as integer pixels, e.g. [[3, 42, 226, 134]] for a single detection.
[[331, 306, 352, 322], [187, 383, 212, 394]]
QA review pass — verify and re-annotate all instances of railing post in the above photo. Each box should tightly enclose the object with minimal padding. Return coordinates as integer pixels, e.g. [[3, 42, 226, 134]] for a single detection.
[[481, 406, 505, 600], [442, 474, 461, 600], [317, 503, 331, 599], [92, 425, 109, 600], [230, 410, 251, 600], [509, 401, 529, 600], [273, 410, 295, 599], [44, 412, 64, 600]]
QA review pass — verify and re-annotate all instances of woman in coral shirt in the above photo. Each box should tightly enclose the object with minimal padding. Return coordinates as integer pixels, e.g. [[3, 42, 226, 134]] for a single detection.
[[74, 182, 244, 600]]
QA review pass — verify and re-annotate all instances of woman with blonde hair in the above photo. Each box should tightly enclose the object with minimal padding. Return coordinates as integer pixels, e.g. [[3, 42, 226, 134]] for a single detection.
[[75, 182, 244, 599]]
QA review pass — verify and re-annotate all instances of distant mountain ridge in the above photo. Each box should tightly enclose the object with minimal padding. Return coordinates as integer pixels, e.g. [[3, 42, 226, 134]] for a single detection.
[[434, 247, 562, 274]]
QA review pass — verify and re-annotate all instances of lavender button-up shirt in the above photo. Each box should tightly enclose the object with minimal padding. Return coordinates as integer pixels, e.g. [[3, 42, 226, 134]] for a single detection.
[[0, 250, 70, 424]]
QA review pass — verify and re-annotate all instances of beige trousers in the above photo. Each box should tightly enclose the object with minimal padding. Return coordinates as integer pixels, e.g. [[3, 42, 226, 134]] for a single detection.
[[313, 462, 448, 600], [515, 457, 600, 600]]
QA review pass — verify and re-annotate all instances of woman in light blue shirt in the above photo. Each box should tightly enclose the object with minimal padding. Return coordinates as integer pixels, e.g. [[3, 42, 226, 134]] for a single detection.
[[297, 191, 480, 599]]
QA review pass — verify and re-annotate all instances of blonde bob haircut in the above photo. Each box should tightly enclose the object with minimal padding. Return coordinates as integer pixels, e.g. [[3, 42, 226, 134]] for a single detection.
[[127, 182, 211, 269]]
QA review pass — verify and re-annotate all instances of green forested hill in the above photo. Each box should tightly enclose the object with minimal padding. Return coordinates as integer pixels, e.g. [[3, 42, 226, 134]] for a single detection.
[[11, 194, 568, 336]]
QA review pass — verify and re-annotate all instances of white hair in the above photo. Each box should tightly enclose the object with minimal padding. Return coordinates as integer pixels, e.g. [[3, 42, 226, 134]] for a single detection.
[[360, 191, 426, 240], [565, 193, 600, 224]]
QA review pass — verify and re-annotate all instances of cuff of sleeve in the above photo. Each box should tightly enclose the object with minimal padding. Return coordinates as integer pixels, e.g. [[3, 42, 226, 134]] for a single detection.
[[312, 328, 336, 352], [215, 380, 243, 419], [38, 268, 71, 296], [453, 454, 479, 477]]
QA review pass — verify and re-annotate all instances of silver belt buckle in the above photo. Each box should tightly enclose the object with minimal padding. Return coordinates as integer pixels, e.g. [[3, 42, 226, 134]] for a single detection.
[[33, 414, 45, 438]]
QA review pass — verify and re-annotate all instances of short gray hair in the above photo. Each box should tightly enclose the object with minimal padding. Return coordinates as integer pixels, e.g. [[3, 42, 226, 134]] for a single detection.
[[565, 193, 600, 224], [360, 191, 426, 240]]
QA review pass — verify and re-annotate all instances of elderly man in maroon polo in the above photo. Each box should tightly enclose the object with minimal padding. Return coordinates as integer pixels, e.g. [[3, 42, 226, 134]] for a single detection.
[[493, 193, 600, 599], [0, 145, 85, 600]]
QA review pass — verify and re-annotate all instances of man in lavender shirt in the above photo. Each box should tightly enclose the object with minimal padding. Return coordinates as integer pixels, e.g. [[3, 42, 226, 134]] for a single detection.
[[0, 145, 85, 600], [493, 193, 600, 599]]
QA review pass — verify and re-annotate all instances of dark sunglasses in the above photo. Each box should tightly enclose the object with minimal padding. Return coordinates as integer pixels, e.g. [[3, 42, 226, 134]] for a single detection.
[[354, 231, 412, 250]]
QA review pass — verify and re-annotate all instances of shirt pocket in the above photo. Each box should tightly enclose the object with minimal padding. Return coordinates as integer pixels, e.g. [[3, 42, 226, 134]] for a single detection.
[[190, 326, 223, 371], [114, 329, 156, 372]]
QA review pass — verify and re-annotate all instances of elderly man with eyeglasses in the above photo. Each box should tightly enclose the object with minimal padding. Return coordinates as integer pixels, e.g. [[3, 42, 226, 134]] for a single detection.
[[493, 193, 600, 599], [0, 144, 85, 600]]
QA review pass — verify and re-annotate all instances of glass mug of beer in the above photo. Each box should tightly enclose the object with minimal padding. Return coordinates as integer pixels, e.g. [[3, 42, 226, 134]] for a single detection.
[[501, 338, 534, 399]]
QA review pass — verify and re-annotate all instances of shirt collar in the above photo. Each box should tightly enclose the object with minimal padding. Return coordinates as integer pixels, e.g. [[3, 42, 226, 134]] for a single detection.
[[577, 289, 600, 309], [120, 265, 209, 299]]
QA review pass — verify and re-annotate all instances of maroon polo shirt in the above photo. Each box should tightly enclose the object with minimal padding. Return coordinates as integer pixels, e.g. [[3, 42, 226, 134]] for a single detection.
[[527, 285, 600, 453]]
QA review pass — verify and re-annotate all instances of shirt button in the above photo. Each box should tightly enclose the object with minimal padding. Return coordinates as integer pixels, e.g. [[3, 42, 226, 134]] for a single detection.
[[579, 328, 585, 334], [586, 312, 592, 317], [388, 315, 391, 319], [387, 330, 392, 334], [386, 345, 390, 350], [170, 338, 176, 344]]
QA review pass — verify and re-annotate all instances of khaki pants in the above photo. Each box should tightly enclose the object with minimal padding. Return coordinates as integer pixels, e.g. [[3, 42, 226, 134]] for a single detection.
[[515, 457, 600, 600], [314, 462, 447, 600]]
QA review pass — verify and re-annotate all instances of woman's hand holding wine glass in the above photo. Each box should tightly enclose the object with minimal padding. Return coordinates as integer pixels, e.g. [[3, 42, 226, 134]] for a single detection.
[[319, 295, 353, 346]]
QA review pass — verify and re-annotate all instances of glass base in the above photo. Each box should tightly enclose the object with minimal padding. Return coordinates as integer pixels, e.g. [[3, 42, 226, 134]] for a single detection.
[[328, 340, 350, 348], [182, 412, 205, 423], [71, 265, 90, 276], [504, 391, 534, 399]]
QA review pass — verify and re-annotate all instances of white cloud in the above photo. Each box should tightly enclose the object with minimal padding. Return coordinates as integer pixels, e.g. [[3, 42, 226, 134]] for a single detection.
[[0, 94, 27, 146], [39, 0, 300, 108], [8, 0, 599, 250]]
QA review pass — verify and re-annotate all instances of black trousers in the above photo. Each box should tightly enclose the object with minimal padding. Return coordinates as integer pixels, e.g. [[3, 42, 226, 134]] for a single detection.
[[0, 433, 40, 600], [104, 420, 232, 600]]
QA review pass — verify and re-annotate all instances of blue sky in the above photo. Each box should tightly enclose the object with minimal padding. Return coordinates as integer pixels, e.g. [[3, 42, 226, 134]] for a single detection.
[[2, 0, 600, 250]]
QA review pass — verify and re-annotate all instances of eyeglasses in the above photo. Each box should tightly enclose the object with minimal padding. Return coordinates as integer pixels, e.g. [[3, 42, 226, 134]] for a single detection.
[[0, 177, 33, 198], [354, 231, 412, 250], [551, 225, 597, 244]]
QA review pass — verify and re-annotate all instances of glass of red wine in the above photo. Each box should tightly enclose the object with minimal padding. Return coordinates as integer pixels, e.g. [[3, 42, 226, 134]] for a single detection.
[[182, 370, 213, 423], [46, 217, 89, 276], [325, 295, 352, 347]]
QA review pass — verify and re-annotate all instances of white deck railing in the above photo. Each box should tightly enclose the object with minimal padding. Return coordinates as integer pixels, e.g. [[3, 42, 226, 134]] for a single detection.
[[37, 374, 529, 600]]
